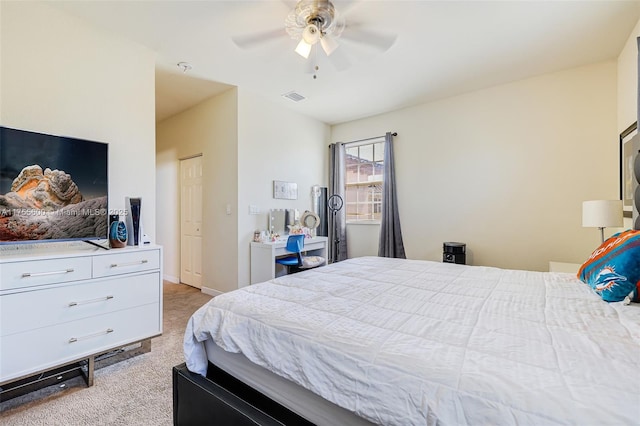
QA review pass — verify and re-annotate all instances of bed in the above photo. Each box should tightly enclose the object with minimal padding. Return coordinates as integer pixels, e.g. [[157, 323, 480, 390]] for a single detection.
[[178, 256, 640, 425]]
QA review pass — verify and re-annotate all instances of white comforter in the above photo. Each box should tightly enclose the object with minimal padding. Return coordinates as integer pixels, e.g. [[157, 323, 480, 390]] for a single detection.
[[184, 257, 640, 425]]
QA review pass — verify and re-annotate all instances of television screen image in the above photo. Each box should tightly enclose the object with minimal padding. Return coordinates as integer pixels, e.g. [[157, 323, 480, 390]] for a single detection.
[[0, 126, 108, 244]]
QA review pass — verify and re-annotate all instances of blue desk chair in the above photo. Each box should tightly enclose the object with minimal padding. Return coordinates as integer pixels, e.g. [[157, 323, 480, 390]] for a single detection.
[[275, 234, 325, 274]]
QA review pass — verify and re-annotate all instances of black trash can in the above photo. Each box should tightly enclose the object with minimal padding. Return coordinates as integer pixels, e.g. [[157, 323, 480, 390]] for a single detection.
[[443, 242, 466, 264]]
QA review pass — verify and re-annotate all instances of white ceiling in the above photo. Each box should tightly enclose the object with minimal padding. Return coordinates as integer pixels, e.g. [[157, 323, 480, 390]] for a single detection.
[[51, 0, 640, 125]]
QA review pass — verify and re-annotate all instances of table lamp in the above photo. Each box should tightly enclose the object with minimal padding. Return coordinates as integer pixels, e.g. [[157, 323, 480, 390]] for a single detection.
[[582, 200, 623, 243]]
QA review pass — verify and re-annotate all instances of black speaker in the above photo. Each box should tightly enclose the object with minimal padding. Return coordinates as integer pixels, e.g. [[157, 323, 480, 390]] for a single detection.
[[443, 242, 466, 264], [312, 186, 328, 237], [318, 187, 328, 237], [125, 197, 141, 246]]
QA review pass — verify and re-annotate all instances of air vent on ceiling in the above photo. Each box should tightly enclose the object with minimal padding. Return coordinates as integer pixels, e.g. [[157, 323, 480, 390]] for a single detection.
[[282, 91, 306, 102]]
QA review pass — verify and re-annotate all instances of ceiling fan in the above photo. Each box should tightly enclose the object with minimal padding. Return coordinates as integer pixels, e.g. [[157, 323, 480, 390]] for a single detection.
[[232, 0, 396, 70], [285, 0, 344, 59]]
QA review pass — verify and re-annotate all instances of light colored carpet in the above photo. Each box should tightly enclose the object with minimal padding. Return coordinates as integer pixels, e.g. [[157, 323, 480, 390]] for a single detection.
[[0, 282, 212, 425]]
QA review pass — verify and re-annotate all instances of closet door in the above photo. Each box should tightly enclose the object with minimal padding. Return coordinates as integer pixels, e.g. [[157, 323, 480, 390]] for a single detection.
[[180, 155, 203, 288]]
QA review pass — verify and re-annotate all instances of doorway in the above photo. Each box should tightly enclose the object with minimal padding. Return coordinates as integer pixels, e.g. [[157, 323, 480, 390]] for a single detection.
[[180, 155, 203, 288]]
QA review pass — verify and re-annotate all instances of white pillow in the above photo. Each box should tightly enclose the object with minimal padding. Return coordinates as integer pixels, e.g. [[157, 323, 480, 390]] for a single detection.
[[301, 256, 325, 269]]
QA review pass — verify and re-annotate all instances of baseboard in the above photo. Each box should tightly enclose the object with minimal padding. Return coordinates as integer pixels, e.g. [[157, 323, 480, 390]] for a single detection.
[[162, 278, 220, 297], [163, 274, 180, 284], [201, 287, 223, 297]]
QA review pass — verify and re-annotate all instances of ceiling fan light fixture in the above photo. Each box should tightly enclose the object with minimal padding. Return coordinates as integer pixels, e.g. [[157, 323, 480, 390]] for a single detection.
[[295, 38, 313, 58], [302, 24, 320, 45], [320, 34, 338, 56], [285, 0, 344, 59]]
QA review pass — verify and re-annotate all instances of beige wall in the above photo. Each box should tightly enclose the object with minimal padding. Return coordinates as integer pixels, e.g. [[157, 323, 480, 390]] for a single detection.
[[156, 89, 238, 293], [332, 61, 618, 271], [347, 223, 380, 258], [156, 88, 328, 291], [237, 88, 330, 287], [617, 20, 640, 132], [0, 2, 156, 238]]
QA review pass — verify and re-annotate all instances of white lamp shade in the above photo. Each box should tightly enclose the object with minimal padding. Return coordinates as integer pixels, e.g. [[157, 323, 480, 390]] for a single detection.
[[295, 39, 312, 58], [320, 34, 339, 56], [582, 200, 623, 228], [301, 24, 320, 45]]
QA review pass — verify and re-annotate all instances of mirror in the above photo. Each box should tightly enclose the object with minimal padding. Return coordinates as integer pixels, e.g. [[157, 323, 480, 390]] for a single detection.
[[300, 210, 320, 229], [269, 209, 299, 236]]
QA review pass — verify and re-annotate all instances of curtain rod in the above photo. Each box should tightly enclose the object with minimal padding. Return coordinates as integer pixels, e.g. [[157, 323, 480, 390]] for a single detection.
[[332, 132, 398, 146]]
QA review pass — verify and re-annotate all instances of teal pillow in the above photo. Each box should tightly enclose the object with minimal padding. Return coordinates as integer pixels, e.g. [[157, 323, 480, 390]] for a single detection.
[[578, 229, 640, 302]]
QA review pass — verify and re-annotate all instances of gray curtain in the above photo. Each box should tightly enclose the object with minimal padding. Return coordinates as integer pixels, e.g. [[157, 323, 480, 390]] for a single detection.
[[378, 132, 406, 258], [328, 143, 348, 262]]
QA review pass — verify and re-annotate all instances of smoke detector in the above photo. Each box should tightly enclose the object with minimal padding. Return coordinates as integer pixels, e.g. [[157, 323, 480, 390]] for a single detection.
[[177, 62, 192, 73]]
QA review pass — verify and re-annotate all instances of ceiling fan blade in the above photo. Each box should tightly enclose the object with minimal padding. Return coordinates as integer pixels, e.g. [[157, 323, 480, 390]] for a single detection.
[[340, 25, 397, 52], [304, 54, 318, 75], [279, 0, 298, 9], [300, 44, 348, 74], [232, 28, 288, 49], [327, 46, 351, 71], [334, 0, 364, 19]]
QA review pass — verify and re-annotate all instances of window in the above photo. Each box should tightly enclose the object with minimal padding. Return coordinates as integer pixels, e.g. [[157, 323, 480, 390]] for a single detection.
[[345, 139, 385, 222]]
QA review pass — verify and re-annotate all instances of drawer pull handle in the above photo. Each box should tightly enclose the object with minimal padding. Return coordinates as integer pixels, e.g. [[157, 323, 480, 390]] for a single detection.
[[110, 260, 148, 268], [22, 268, 74, 278], [69, 328, 113, 343], [68, 295, 114, 307]]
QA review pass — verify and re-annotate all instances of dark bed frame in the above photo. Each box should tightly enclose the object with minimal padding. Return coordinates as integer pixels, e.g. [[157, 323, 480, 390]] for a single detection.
[[172, 362, 314, 426]]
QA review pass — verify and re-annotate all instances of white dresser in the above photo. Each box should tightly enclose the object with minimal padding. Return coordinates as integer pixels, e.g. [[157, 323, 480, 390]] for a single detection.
[[0, 244, 163, 392]]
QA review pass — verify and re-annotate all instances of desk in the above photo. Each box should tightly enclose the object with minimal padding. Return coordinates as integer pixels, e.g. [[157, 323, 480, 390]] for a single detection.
[[250, 236, 328, 284]]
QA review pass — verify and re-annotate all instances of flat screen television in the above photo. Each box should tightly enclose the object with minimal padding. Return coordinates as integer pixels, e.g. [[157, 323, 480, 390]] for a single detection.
[[0, 126, 108, 244]]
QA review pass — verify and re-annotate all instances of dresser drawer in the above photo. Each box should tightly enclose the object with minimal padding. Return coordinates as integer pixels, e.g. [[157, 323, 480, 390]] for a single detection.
[[0, 257, 92, 291], [0, 272, 160, 337], [0, 303, 161, 383], [92, 249, 160, 278]]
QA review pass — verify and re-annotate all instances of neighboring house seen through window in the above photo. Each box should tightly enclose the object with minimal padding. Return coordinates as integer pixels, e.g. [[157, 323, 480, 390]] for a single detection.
[[345, 139, 385, 222]]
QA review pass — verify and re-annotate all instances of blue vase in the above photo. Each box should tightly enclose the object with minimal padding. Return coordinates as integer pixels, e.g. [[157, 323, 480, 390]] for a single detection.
[[109, 220, 127, 248]]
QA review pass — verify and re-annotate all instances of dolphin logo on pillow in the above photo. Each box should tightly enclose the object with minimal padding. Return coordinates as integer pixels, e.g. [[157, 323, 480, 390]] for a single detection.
[[593, 267, 627, 292]]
